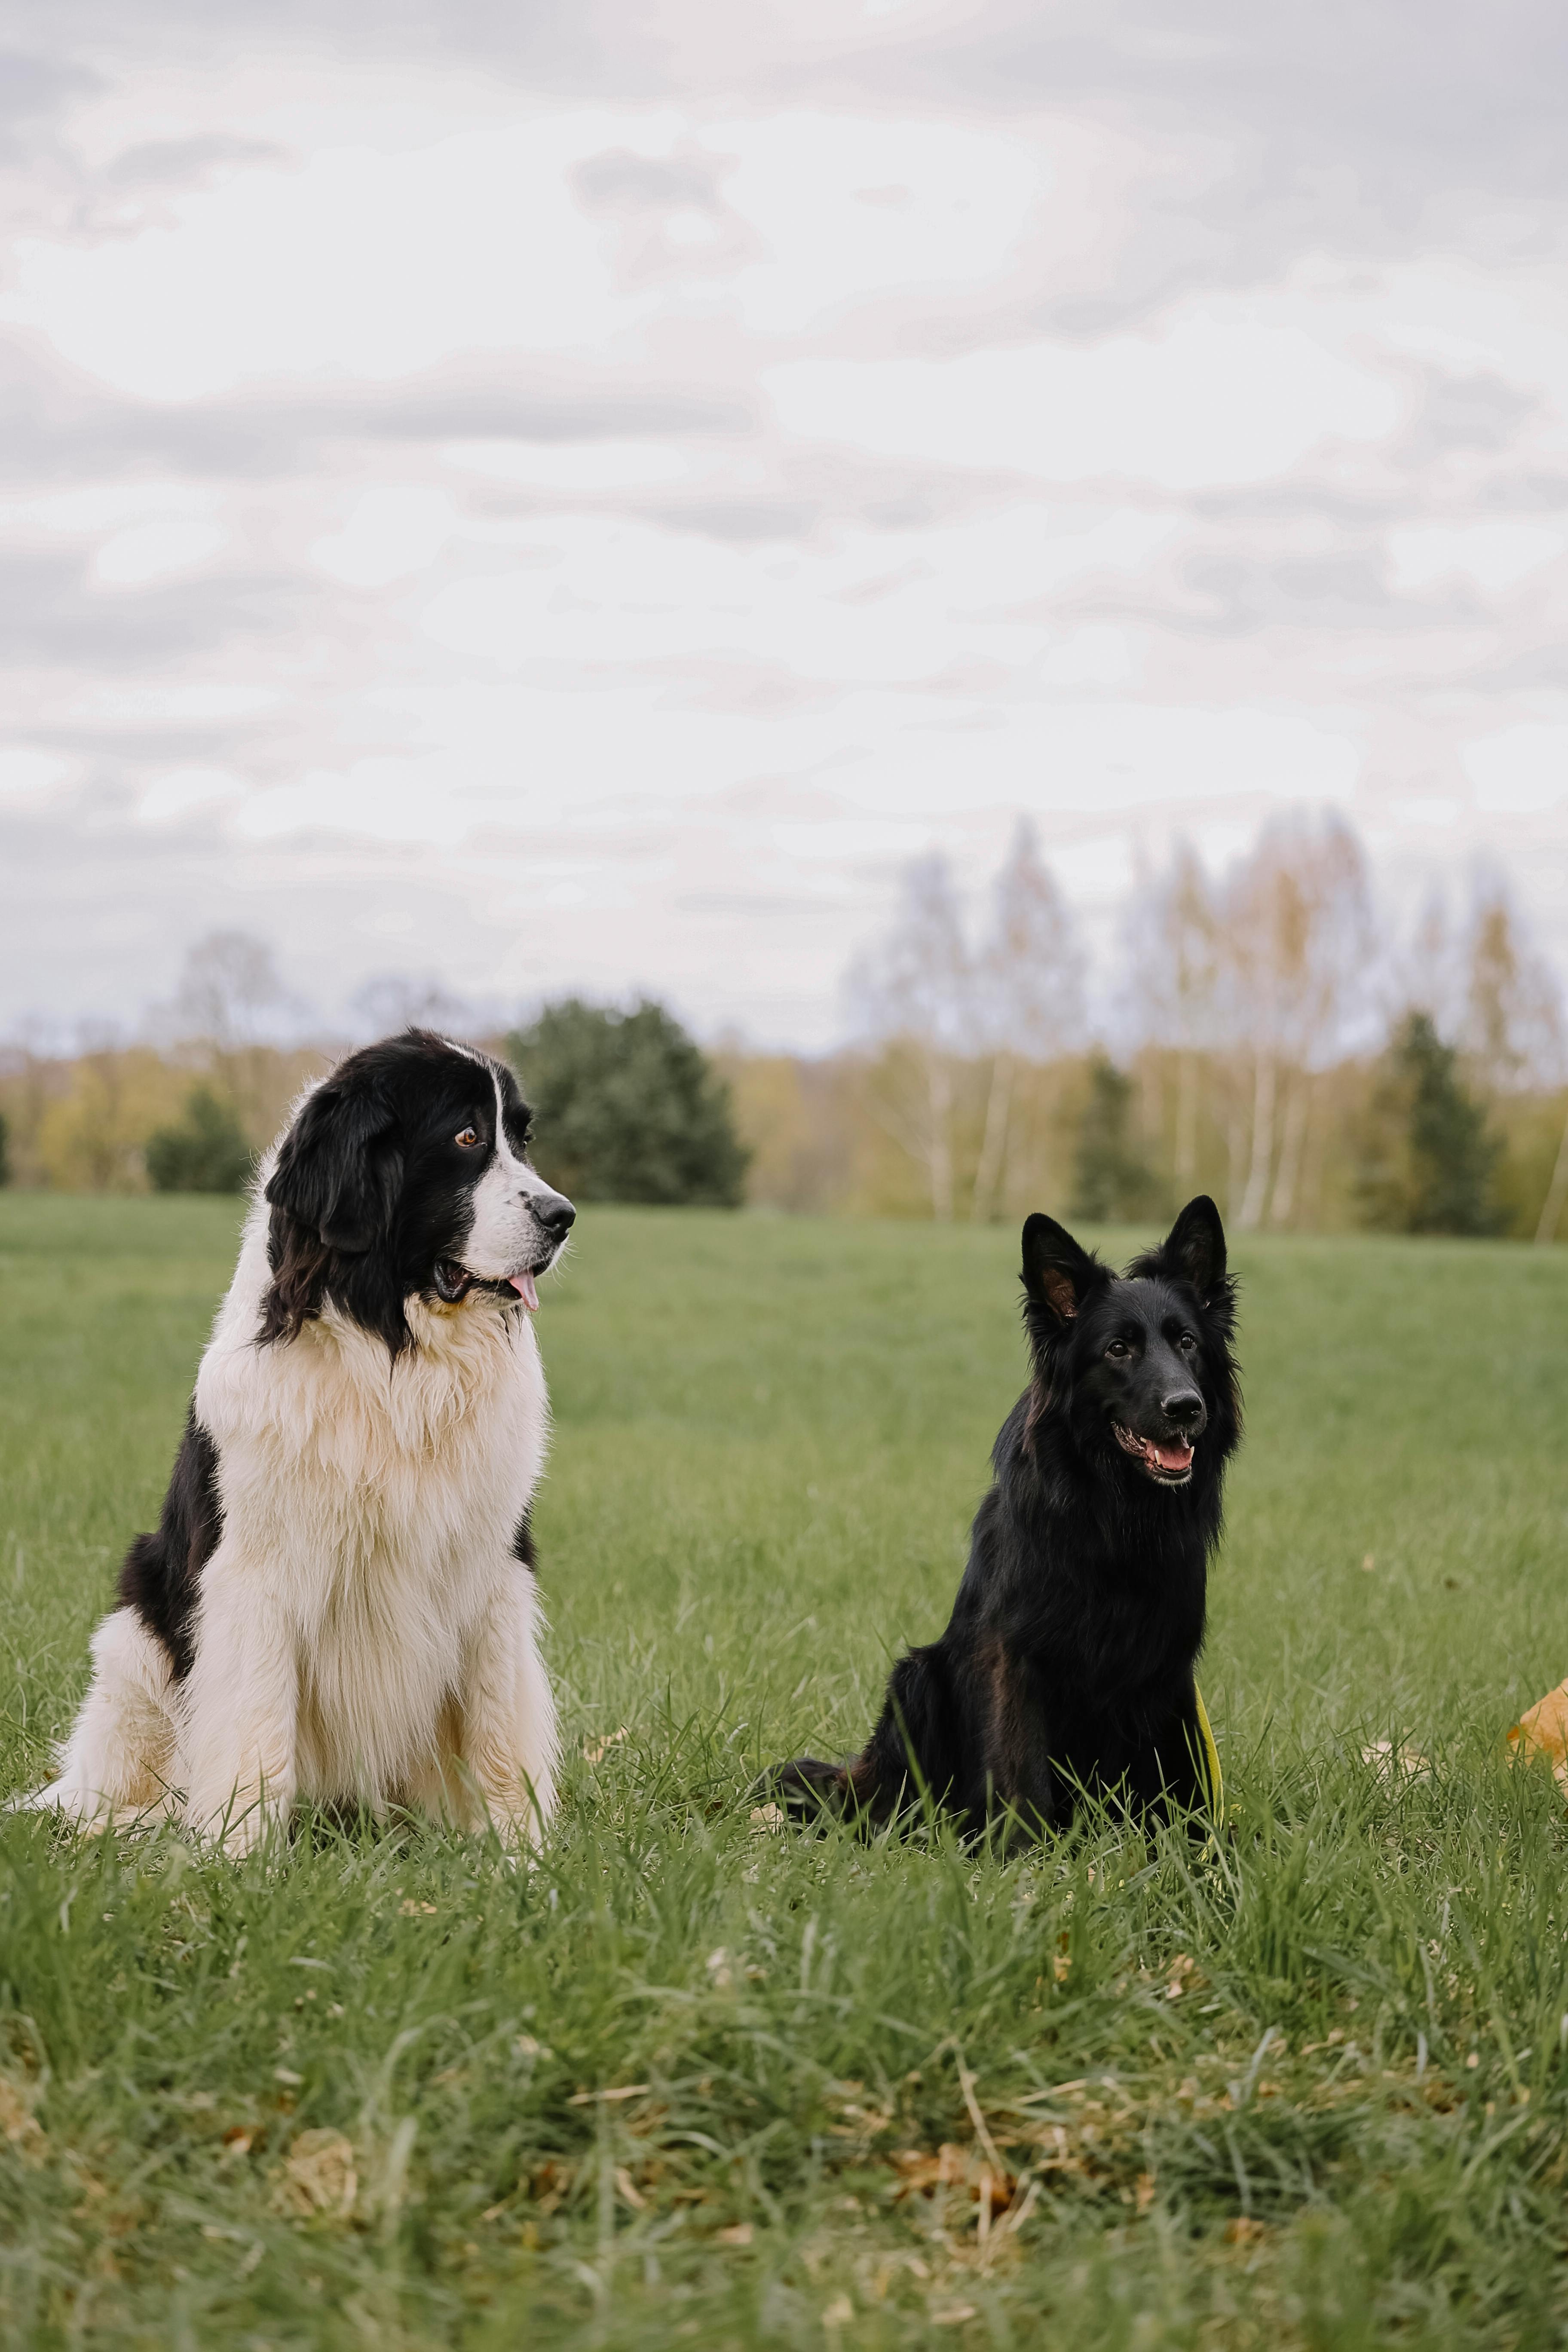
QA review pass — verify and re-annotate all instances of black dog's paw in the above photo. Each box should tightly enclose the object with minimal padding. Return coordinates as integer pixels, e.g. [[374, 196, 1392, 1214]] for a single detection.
[[760, 1755, 850, 1828]]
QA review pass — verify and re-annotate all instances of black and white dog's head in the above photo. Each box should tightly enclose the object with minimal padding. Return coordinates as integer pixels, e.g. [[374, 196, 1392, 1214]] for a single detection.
[[260, 1029, 575, 1354]]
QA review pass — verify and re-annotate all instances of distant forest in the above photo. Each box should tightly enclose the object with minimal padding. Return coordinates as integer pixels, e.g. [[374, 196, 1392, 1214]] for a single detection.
[[3, 814, 1566, 1240]]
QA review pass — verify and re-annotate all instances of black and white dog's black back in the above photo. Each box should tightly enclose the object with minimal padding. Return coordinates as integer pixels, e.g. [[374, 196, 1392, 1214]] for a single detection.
[[19, 1030, 573, 1854], [770, 1197, 1240, 1841]]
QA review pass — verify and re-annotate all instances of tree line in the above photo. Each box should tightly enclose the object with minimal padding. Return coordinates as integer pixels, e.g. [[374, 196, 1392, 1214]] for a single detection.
[[1, 813, 1565, 1238], [723, 815, 1568, 1240], [0, 939, 748, 1210]]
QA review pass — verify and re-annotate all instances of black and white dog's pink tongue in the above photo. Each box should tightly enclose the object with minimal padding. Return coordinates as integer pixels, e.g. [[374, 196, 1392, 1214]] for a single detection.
[[510, 1269, 540, 1311], [1152, 1439, 1194, 1472]]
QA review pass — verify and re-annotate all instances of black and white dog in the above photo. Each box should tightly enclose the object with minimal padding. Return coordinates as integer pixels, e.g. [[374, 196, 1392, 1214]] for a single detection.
[[18, 1030, 573, 1855]]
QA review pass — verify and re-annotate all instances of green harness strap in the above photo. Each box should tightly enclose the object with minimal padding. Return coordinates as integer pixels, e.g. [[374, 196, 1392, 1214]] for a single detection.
[[1193, 1684, 1224, 1822]]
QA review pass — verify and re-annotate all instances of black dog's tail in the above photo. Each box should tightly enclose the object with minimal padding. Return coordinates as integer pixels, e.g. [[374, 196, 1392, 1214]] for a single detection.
[[765, 1643, 956, 1832], [764, 1753, 854, 1826]]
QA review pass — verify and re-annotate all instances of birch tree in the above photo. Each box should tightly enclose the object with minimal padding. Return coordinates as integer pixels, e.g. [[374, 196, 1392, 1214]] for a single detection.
[[1220, 819, 1374, 1231], [165, 931, 299, 1139], [848, 854, 974, 1221], [1450, 887, 1568, 1244], [1125, 845, 1221, 1190], [970, 821, 1085, 1222]]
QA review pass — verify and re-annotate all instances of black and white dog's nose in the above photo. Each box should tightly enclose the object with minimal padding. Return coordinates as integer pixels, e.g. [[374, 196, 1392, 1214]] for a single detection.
[[533, 1188, 576, 1238]]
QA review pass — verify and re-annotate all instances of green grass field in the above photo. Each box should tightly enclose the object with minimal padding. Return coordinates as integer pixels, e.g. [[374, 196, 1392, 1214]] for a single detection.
[[5, 1197, 1568, 2349]]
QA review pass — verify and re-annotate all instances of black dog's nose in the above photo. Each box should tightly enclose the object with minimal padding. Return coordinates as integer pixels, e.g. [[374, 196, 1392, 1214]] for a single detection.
[[534, 1190, 576, 1237], [1162, 1389, 1205, 1432]]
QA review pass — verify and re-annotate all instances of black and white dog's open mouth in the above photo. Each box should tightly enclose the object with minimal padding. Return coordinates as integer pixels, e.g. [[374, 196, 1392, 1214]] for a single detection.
[[1112, 1422, 1195, 1484], [433, 1259, 550, 1311]]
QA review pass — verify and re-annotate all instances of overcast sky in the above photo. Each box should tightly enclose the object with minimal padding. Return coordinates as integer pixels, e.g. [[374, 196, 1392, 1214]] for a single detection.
[[3, 2, 1568, 1048]]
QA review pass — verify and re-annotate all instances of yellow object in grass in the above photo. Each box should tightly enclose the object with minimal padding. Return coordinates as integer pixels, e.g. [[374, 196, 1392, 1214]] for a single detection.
[[1506, 1678, 1568, 1795], [1194, 1685, 1224, 1822]]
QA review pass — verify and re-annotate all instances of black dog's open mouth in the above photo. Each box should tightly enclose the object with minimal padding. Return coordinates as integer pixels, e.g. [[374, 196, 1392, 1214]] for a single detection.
[[433, 1259, 548, 1311], [1112, 1423, 1195, 1484]]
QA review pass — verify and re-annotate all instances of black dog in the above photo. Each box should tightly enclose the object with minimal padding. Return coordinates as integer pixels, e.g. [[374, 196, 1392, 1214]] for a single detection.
[[770, 1197, 1240, 1842]]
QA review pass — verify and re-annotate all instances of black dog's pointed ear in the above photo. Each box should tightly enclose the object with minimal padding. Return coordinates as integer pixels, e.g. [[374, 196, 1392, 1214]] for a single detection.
[[1163, 1195, 1227, 1303], [265, 1076, 402, 1254], [1021, 1213, 1105, 1327]]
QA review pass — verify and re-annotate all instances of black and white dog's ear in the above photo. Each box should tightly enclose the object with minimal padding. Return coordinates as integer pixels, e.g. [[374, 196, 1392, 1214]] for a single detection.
[[266, 1076, 402, 1253], [1021, 1213, 1106, 1328], [1162, 1195, 1227, 1304]]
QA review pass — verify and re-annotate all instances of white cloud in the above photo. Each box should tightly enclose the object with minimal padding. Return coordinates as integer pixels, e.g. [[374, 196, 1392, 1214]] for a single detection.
[[0, 748, 75, 798], [138, 766, 246, 821], [311, 487, 458, 587], [1466, 722, 1568, 814], [718, 112, 1041, 332], [94, 512, 225, 583], [1, 115, 636, 399], [86, 683, 281, 721], [764, 316, 1400, 490], [3, 28, 1568, 1045], [1388, 521, 1565, 595], [441, 439, 696, 492], [236, 760, 483, 842]]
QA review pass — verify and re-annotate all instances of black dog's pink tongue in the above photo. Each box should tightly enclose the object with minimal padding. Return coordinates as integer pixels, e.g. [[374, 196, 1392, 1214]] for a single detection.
[[1152, 1439, 1194, 1472]]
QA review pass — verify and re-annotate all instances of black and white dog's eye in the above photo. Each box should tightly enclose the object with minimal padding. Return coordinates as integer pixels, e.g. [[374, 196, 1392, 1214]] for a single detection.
[[455, 1126, 480, 1148]]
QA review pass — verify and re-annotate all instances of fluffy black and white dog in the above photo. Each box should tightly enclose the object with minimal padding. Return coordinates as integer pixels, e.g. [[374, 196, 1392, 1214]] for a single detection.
[[18, 1030, 574, 1855]]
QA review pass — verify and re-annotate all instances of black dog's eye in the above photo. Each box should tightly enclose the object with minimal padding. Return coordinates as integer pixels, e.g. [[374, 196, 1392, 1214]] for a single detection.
[[455, 1127, 480, 1149], [1178, 1332, 1197, 1353], [1106, 1338, 1132, 1362]]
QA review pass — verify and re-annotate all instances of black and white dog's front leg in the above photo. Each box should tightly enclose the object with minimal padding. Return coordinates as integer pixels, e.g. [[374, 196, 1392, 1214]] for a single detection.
[[12, 1607, 179, 1829], [180, 1559, 298, 1855], [395, 1568, 559, 1847], [453, 1571, 559, 1847]]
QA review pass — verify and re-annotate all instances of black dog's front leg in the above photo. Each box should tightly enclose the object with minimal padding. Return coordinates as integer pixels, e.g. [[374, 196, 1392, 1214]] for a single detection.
[[769, 1644, 958, 1830], [1122, 1684, 1211, 1827]]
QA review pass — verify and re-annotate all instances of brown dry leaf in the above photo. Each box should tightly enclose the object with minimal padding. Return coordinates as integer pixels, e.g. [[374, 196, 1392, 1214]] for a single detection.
[[826, 2084, 895, 2147], [1507, 1681, 1568, 1795], [220, 2126, 255, 2159], [1361, 1738, 1432, 1782], [717, 2223, 753, 2246], [529, 2157, 573, 2213], [1224, 2215, 1268, 2245], [399, 1899, 438, 1917], [273, 2128, 358, 2220], [0, 2076, 45, 2165], [890, 2143, 1017, 2212], [932, 2306, 979, 2327], [582, 1727, 629, 1764], [1136, 2171, 1156, 2214], [748, 1803, 785, 1834]]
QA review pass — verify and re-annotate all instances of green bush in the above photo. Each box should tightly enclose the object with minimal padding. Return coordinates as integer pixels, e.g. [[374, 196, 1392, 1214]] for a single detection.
[[1356, 1010, 1502, 1235], [144, 1086, 254, 1194], [1071, 1053, 1162, 1221], [507, 998, 749, 1206]]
